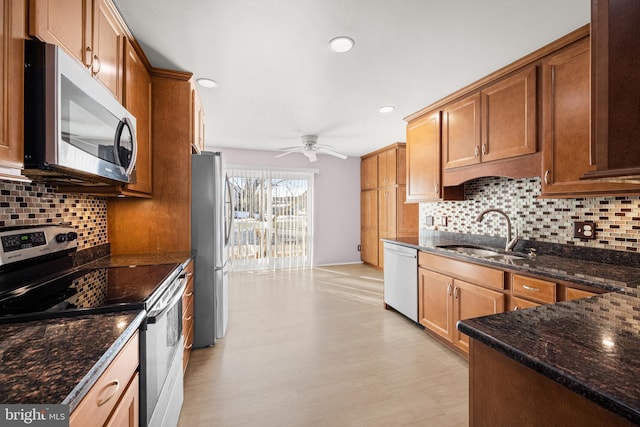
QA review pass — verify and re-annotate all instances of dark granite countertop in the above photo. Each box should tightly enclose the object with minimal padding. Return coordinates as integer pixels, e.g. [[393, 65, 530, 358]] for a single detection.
[[0, 310, 145, 412], [384, 232, 640, 424], [84, 251, 194, 269]]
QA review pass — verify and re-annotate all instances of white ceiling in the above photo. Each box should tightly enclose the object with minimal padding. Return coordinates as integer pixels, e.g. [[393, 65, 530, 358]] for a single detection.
[[113, 0, 590, 158]]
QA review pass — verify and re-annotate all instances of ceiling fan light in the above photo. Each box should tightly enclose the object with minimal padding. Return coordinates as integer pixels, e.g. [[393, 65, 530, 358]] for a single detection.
[[197, 78, 218, 88], [329, 36, 355, 53], [379, 105, 395, 113]]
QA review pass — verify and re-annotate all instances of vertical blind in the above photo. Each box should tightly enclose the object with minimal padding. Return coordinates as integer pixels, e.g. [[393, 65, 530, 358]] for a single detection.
[[226, 167, 314, 271]]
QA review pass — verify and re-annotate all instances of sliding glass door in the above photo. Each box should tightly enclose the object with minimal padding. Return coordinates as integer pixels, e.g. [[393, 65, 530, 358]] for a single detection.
[[226, 167, 313, 271]]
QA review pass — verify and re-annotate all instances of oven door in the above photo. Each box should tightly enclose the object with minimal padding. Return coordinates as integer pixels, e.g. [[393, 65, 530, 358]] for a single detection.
[[142, 278, 185, 426]]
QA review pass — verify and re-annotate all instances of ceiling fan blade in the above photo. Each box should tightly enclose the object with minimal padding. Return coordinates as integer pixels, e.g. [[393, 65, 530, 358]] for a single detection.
[[303, 151, 318, 162], [316, 147, 347, 160], [275, 151, 295, 158], [278, 146, 305, 151]]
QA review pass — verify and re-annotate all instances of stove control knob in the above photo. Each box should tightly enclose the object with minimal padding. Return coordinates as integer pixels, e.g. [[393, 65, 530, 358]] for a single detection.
[[67, 232, 78, 241], [55, 234, 67, 243]]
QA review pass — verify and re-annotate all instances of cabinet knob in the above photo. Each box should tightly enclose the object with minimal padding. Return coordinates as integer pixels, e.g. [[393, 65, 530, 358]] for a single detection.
[[92, 55, 102, 75]]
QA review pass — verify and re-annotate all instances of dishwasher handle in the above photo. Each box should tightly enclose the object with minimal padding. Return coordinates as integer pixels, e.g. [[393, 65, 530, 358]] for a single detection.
[[385, 248, 417, 258]]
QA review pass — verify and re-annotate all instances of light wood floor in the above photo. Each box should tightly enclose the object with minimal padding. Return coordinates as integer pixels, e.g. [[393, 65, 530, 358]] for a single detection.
[[178, 264, 469, 426]]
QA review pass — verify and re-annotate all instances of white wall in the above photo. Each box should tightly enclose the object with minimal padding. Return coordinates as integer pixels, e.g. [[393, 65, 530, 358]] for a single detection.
[[210, 147, 362, 266]]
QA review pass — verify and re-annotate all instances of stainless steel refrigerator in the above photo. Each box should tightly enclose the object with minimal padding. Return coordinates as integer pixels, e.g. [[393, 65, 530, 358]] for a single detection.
[[191, 151, 232, 347]]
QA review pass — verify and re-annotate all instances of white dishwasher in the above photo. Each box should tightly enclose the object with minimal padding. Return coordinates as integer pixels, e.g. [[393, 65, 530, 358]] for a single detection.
[[383, 242, 418, 322]]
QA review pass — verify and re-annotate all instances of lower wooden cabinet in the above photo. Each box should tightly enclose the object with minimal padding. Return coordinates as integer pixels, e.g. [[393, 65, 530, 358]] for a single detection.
[[71, 332, 139, 427], [182, 259, 195, 373], [565, 287, 598, 301], [418, 265, 505, 353]]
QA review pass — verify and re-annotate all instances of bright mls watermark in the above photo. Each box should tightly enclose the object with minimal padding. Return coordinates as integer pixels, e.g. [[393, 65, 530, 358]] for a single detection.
[[0, 405, 68, 427]]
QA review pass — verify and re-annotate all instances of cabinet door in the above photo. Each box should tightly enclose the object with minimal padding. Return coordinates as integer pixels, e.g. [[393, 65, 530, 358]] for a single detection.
[[591, 0, 640, 173], [541, 37, 640, 196], [0, 0, 25, 174], [406, 111, 441, 202], [360, 189, 378, 230], [443, 93, 481, 169], [396, 185, 418, 237], [481, 66, 536, 162], [105, 373, 139, 427], [378, 149, 397, 186], [378, 187, 397, 238], [123, 40, 152, 195], [419, 268, 454, 342], [29, 0, 92, 66], [191, 87, 205, 152], [360, 228, 378, 265], [361, 155, 377, 189], [92, 0, 124, 100], [453, 280, 505, 352]]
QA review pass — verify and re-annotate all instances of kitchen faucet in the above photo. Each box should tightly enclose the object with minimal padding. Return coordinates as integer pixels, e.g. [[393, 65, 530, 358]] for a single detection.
[[475, 208, 518, 252]]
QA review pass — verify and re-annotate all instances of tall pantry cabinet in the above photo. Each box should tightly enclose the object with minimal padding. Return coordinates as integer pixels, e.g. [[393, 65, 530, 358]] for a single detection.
[[360, 143, 418, 269]]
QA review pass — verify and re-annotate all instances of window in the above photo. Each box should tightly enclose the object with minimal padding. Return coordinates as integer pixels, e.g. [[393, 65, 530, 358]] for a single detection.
[[227, 167, 314, 271]]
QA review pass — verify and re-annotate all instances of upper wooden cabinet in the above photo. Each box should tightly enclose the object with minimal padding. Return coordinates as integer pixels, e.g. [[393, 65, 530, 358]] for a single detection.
[[481, 66, 537, 162], [30, 0, 126, 100], [0, 0, 26, 179], [361, 154, 377, 189], [442, 94, 481, 170], [540, 37, 640, 197], [443, 66, 537, 171], [406, 111, 443, 202], [191, 86, 205, 153], [586, 0, 640, 179], [122, 39, 152, 195], [378, 148, 399, 186]]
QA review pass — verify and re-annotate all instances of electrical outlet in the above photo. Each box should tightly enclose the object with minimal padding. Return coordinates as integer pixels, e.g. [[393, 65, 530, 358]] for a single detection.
[[439, 216, 448, 227], [425, 216, 435, 226], [574, 221, 596, 239]]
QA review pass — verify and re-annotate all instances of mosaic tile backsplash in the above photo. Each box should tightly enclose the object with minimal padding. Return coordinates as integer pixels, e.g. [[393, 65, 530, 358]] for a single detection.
[[420, 176, 640, 253], [0, 180, 107, 250]]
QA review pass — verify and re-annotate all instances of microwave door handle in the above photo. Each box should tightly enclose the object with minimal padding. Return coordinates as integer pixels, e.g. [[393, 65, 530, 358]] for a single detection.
[[114, 117, 138, 177]]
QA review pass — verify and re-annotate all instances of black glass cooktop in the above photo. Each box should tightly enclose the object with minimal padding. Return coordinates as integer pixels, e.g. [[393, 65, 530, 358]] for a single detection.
[[0, 263, 178, 323]]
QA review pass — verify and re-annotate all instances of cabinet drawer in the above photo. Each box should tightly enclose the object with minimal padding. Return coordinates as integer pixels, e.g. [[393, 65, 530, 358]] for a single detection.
[[183, 294, 194, 327], [509, 296, 541, 311], [71, 332, 139, 427], [183, 323, 194, 373], [419, 252, 505, 290], [512, 275, 556, 304], [565, 287, 598, 301]]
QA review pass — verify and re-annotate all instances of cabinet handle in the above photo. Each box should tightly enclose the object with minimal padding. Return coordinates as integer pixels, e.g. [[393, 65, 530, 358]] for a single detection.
[[84, 46, 93, 68], [454, 286, 459, 299], [97, 379, 120, 407], [92, 55, 102, 75], [544, 170, 550, 185], [185, 343, 193, 350], [482, 144, 487, 156], [513, 306, 520, 311], [434, 182, 439, 194], [474, 145, 480, 158], [185, 315, 193, 321], [522, 285, 540, 292], [447, 283, 452, 296], [184, 291, 194, 297]]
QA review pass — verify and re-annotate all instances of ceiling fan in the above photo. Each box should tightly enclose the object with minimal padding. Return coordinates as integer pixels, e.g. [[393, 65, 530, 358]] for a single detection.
[[276, 135, 348, 162]]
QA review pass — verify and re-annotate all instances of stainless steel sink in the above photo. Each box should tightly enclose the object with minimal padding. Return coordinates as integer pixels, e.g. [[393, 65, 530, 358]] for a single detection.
[[436, 244, 527, 260]]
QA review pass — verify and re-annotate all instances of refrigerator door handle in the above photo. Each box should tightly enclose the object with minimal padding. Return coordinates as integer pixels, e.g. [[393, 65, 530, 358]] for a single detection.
[[224, 174, 234, 247]]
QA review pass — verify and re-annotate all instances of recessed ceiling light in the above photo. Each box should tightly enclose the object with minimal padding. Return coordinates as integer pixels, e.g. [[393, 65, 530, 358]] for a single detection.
[[379, 105, 395, 113], [329, 36, 355, 53], [197, 78, 218, 88]]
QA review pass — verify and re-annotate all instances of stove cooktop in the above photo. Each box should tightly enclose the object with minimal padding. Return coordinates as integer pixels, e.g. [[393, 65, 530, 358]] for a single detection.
[[0, 263, 179, 323]]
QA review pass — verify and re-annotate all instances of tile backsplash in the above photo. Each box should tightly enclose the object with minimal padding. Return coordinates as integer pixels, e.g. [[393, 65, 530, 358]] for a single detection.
[[0, 180, 107, 250], [420, 176, 640, 253]]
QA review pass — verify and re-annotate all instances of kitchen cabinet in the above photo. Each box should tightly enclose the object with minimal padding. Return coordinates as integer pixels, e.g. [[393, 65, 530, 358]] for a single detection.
[[191, 87, 205, 153], [418, 251, 505, 353], [30, 0, 127, 101], [540, 36, 640, 196], [108, 70, 195, 254], [182, 259, 195, 373], [443, 66, 536, 171], [586, 0, 640, 180], [511, 274, 556, 305], [361, 143, 418, 268], [70, 332, 139, 427], [469, 339, 635, 427], [360, 155, 377, 189], [406, 111, 464, 203], [565, 287, 598, 301], [0, 0, 26, 180]]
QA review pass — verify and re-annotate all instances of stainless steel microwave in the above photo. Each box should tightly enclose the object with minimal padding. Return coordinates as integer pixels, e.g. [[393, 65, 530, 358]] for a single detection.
[[23, 40, 137, 185]]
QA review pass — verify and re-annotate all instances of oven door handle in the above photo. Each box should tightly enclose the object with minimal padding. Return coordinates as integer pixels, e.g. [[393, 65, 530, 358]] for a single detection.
[[146, 280, 186, 323]]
